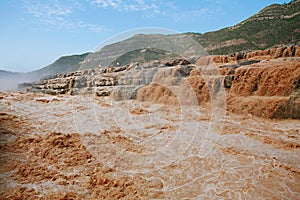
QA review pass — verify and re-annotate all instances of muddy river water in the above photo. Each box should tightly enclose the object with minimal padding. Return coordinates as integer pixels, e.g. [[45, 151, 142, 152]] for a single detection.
[[0, 92, 299, 199]]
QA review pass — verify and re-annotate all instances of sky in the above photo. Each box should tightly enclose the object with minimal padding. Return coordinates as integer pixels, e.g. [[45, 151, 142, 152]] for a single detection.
[[0, 0, 290, 72]]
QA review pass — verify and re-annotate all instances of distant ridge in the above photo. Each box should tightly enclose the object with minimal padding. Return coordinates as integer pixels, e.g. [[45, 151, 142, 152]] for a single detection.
[[2, 0, 299, 85], [192, 0, 300, 54], [0, 53, 90, 91], [81, 0, 300, 68], [0, 70, 23, 78], [28, 53, 90, 79]]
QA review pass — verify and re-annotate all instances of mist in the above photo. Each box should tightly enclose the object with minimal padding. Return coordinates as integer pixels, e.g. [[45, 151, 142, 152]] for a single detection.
[[0, 72, 39, 92]]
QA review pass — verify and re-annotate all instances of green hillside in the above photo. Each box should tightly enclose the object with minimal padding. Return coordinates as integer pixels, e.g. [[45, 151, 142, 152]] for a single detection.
[[79, 34, 206, 69], [25, 0, 300, 77], [110, 48, 178, 66], [191, 0, 300, 54], [28, 53, 90, 79]]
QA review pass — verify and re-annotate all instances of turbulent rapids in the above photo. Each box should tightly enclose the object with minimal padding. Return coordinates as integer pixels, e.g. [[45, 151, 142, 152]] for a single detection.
[[1, 47, 300, 199]]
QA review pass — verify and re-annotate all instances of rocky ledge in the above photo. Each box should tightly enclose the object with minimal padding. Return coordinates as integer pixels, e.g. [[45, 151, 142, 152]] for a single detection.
[[19, 46, 300, 119]]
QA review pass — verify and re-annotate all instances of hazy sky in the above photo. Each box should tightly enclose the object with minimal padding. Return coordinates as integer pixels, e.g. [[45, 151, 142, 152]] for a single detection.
[[0, 0, 289, 72]]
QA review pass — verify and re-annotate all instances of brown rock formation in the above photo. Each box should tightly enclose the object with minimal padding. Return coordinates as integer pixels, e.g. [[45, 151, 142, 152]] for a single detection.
[[197, 45, 300, 65], [19, 46, 300, 119], [230, 62, 300, 97], [224, 57, 300, 119]]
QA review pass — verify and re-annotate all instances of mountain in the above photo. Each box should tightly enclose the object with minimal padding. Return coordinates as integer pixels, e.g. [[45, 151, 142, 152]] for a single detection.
[[28, 53, 90, 79], [0, 54, 90, 91], [79, 34, 207, 69], [0, 70, 23, 78], [3, 0, 299, 88], [80, 0, 300, 68], [191, 0, 300, 54], [110, 48, 178, 66]]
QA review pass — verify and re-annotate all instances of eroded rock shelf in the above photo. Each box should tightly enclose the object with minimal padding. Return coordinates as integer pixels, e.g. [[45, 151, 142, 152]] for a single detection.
[[19, 46, 300, 119]]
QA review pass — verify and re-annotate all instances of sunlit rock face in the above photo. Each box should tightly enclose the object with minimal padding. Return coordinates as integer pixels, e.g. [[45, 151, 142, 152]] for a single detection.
[[19, 46, 300, 119]]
